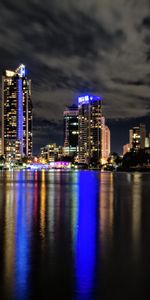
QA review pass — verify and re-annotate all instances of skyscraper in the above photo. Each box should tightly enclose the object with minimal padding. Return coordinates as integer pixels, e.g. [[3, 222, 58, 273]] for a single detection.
[[101, 117, 111, 164], [63, 104, 78, 157], [2, 64, 32, 160], [78, 95, 102, 167]]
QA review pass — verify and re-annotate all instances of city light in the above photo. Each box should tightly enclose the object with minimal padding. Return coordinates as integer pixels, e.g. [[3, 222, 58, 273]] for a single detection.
[[16, 64, 26, 77], [17, 79, 23, 155], [78, 95, 101, 105]]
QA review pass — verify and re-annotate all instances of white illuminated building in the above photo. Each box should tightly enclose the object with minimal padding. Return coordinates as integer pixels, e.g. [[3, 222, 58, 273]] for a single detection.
[[101, 117, 111, 164], [2, 64, 32, 160], [78, 95, 102, 167]]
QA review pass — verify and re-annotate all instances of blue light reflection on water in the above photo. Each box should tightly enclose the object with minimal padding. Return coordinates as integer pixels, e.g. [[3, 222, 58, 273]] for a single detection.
[[15, 171, 32, 300], [75, 171, 99, 300], [1, 170, 150, 300]]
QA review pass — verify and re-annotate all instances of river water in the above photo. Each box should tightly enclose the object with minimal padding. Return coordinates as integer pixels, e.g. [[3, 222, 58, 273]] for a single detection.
[[0, 170, 150, 300]]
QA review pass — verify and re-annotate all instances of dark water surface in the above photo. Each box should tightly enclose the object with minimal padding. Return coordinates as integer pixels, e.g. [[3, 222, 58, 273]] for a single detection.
[[0, 170, 150, 300]]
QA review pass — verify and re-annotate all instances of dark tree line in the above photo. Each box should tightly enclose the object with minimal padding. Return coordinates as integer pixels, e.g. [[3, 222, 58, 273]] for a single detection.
[[120, 148, 150, 170]]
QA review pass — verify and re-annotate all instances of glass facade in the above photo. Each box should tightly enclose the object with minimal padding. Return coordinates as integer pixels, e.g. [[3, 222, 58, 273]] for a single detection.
[[63, 105, 79, 157], [2, 65, 32, 160]]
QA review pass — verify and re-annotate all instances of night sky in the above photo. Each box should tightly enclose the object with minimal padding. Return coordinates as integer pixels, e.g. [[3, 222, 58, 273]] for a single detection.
[[0, 0, 150, 154]]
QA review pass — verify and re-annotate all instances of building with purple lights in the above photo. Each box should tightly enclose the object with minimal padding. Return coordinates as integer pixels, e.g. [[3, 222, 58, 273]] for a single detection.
[[1, 65, 32, 161], [78, 95, 102, 167]]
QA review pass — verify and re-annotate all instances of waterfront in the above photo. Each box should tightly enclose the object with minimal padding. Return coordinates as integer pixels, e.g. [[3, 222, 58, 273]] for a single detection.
[[0, 170, 150, 300]]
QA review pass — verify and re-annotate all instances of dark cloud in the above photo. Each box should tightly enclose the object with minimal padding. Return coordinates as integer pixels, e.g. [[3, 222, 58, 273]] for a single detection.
[[33, 118, 63, 153], [142, 16, 150, 28], [112, 76, 150, 92], [0, 0, 150, 153], [112, 78, 147, 86]]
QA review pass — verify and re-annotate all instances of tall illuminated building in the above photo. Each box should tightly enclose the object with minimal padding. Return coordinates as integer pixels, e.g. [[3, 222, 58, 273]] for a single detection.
[[78, 95, 102, 167], [2, 64, 32, 160], [63, 104, 79, 157], [101, 117, 111, 164]]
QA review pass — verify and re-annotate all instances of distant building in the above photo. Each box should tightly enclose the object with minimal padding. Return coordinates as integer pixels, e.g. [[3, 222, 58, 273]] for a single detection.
[[101, 117, 111, 164], [1, 64, 32, 161], [40, 144, 63, 163], [124, 124, 148, 154], [129, 124, 146, 150], [40, 144, 58, 162], [78, 95, 102, 167], [123, 143, 130, 156], [63, 104, 78, 157]]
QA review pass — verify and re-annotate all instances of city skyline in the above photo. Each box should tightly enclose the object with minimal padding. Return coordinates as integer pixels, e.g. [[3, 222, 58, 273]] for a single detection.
[[1, 64, 150, 157], [1, 0, 150, 154], [1, 2, 150, 299]]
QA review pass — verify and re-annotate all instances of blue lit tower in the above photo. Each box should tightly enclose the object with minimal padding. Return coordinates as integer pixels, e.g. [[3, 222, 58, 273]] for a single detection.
[[78, 95, 102, 167], [2, 65, 32, 160]]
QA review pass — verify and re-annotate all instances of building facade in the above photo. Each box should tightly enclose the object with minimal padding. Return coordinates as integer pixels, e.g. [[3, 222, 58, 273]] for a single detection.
[[129, 124, 146, 150], [2, 64, 32, 160], [63, 104, 78, 157], [78, 95, 102, 167], [101, 117, 111, 164], [40, 144, 58, 162]]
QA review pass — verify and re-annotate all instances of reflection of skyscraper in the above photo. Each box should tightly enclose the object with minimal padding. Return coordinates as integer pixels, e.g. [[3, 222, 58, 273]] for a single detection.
[[101, 117, 111, 164], [2, 64, 32, 160], [75, 171, 97, 299], [63, 104, 78, 157], [99, 172, 114, 256], [40, 170, 46, 238], [132, 173, 141, 258], [78, 95, 102, 167]]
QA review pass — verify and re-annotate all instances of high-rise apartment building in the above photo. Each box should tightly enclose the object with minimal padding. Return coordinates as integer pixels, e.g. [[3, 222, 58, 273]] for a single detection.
[[63, 104, 78, 157], [101, 117, 111, 164], [129, 124, 146, 150], [78, 95, 102, 167], [2, 64, 32, 160]]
